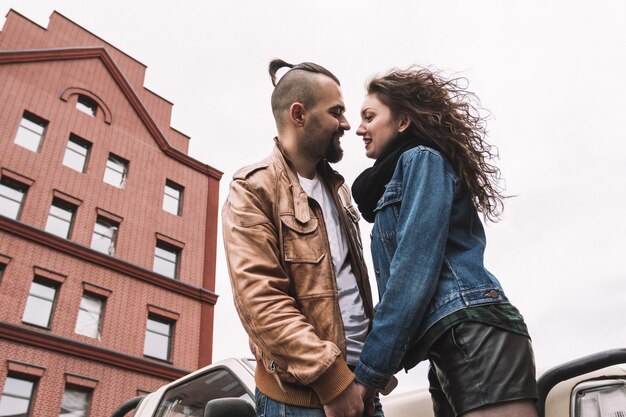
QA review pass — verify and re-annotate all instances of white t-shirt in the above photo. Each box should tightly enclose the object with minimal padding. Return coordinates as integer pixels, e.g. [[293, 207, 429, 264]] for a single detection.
[[298, 173, 370, 365]]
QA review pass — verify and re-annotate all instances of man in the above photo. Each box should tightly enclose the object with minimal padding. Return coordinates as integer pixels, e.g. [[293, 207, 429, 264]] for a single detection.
[[222, 59, 376, 417]]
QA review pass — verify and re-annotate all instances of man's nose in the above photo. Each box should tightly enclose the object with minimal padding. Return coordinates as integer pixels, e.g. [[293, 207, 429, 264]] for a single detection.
[[339, 115, 350, 131]]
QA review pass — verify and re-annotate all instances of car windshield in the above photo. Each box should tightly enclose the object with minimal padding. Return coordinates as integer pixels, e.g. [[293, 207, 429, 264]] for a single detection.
[[154, 367, 252, 417]]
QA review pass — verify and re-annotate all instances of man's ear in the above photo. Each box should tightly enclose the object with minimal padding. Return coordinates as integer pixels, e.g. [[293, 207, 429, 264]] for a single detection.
[[289, 103, 305, 127], [398, 114, 411, 133]]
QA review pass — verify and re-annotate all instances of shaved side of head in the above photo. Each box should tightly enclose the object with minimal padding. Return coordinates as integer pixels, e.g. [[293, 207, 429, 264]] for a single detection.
[[269, 59, 340, 128]]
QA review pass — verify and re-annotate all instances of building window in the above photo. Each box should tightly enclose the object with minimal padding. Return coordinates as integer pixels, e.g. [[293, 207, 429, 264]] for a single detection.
[[59, 386, 92, 417], [44, 198, 77, 239], [0, 177, 28, 220], [144, 315, 173, 361], [62, 135, 91, 173], [90, 217, 118, 255], [22, 278, 58, 328], [153, 242, 180, 279], [76, 95, 98, 117], [103, 154, 128, 189], [75, 293, 105, 339], [0, 375, 37, 417], [13, 111, 48, 152], [163, 180, 183, 216]]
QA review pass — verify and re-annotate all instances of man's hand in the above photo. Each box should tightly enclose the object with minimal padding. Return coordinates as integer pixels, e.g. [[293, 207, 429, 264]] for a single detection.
[[356, 382, 376, 416], [323, 382, 364, 417]]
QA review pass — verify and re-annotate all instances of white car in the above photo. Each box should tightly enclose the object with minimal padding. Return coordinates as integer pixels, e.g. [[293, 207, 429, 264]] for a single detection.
[[113, 349, 626, 417], [129, 358, 256, 417]]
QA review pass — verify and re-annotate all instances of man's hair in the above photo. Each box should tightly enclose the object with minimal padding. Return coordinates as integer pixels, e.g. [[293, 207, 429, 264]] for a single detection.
[[269, 59, 340, 127]]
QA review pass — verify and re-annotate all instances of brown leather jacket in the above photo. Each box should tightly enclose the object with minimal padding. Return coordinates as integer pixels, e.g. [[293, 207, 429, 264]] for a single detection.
[[222, 143, 374, 407]]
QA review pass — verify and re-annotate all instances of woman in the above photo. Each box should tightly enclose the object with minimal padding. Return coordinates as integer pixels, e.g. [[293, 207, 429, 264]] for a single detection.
[[351, 67, 538, 417]]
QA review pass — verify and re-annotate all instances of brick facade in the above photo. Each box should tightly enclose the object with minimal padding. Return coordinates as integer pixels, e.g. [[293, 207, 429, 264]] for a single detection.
[[0, 9, 221, 416]]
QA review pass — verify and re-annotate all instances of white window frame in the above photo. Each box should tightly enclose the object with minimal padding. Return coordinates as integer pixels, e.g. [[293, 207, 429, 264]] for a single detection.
[[45, 198, 76, 239], [62, 135, 91, 173], [75, 292, 105, 339], [13, 111, 48, 152], [75, 95, 98, 117], [103, 154, 128, 189], [22, 278, 58, 328], [163, 180, 183, 216], [90, 217, 118, 256], [153, 241, 180, 279], [144, 315, 173, 361], [0, 177, 28, 220], [0, 375, 37, 417]]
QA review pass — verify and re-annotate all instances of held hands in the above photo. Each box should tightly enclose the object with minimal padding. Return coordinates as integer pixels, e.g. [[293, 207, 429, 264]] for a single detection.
[[356, 382, 377, 416], [323, 382, 364, 417]]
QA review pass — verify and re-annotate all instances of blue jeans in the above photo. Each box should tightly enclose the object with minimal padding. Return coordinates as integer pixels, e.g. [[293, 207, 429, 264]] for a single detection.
[[255, 389, 384, 417]]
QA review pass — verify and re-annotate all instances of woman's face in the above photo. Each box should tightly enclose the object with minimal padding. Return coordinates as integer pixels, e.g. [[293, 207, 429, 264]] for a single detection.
[[356, 94, 405, 159]]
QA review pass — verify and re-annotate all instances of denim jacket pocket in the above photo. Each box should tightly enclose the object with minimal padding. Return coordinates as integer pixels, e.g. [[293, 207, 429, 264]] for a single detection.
[[374, 182, 403, 212], [372, 183, 403, 243]]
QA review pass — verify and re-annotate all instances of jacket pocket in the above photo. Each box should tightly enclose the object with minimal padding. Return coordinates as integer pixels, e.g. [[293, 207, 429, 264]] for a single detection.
[[250, 342, 299, 388], [280, 214, 334, 297], [372, 183, 402, 241], [374, 182, 403, 212], [298, 295, 342, 347], [281, 215, 325, 263]]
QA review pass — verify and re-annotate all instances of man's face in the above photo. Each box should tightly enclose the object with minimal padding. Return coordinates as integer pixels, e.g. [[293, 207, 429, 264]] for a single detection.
[[300, 76, 351, 163]]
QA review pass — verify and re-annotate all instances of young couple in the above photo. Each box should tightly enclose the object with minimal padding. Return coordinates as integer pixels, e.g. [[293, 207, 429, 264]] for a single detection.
[[222, 59, 538, 417]]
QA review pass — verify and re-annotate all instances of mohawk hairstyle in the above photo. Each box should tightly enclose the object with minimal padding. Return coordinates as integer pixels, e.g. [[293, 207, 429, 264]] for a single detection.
[[268, 59, 340, 127], [268, 59, 340, 87]]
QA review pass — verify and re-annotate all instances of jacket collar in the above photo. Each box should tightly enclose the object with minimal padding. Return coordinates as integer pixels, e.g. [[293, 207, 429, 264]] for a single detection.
[[272, 138, 345, 225]]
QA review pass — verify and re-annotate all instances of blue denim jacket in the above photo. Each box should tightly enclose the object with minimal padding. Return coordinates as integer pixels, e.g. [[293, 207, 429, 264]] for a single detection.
[[354, 146, 509, 390]]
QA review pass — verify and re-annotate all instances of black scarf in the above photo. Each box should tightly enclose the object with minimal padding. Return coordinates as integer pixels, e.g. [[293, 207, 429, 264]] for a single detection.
[[352, 133, 431, 223]]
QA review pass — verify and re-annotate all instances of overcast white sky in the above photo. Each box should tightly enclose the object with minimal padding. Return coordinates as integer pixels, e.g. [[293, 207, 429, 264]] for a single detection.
[[3, 1, 626, 393]]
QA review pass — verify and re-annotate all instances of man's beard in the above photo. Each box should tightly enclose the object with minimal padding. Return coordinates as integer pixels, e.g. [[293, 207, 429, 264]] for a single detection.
[[302, 114, 344, 163], [324, 134, 344, 163]]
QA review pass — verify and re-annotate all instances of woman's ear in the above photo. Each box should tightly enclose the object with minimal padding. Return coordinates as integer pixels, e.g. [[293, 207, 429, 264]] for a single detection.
[[398, 114, 411, 133]]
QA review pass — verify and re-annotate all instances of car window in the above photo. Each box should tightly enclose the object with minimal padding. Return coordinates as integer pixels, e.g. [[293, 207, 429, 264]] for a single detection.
[[154, 367, 252, 417]]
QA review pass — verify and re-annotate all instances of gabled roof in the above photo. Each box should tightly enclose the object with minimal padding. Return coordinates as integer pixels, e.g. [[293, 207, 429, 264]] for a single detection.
[[0, 46, 222, 179]]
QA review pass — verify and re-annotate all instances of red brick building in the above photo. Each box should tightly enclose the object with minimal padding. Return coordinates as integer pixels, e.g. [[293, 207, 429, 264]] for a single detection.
[[0, 10, 222, 416]]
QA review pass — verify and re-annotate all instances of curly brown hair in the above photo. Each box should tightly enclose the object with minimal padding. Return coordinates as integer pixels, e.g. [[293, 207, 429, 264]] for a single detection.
[[367, 66, 505, 221]]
